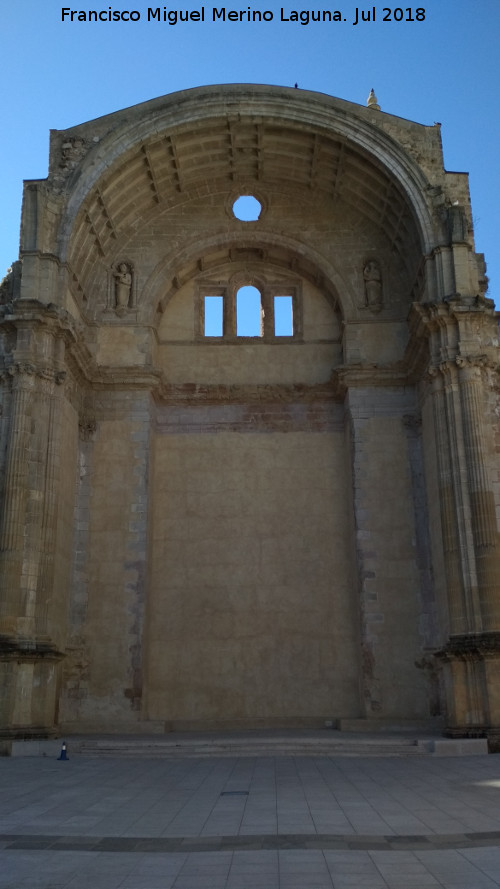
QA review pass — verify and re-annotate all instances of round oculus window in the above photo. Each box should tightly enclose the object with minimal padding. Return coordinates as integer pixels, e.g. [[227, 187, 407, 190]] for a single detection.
[[232, 195, 262, 221]]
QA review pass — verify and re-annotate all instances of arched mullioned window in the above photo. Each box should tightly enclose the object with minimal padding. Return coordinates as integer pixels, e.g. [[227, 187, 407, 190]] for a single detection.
[[199, 278, 299, 341]]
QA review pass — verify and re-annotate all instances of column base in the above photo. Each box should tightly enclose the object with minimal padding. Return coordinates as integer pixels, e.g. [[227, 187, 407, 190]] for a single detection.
[[0, 726, 59, 741], [0, 635, 64, 736], [436, 633, 500, 741], [0, 634, 65, 658], [444, 726, 487, 739]]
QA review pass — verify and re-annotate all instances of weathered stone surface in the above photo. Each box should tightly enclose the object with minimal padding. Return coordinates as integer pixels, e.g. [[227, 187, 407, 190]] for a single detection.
[[1, 85, 499, 739]]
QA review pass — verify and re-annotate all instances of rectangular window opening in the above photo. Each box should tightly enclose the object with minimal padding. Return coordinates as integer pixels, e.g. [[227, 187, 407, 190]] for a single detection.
[[274, 295, 294, 336], [204, 295, 223, 336]]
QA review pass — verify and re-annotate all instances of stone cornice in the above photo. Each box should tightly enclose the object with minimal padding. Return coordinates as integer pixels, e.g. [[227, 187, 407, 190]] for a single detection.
[[156, 381, 339, 406], [435, 633, 500, 660], [332, 363, 409, 396], [3, 298, 495, 397], [406, 298, 500, 381], [412, 295, 496, 328], [92, 366, 163, 391], [157, 367, 419, 406], [0, 299, 80, 341], [0, 635, 65, 662]]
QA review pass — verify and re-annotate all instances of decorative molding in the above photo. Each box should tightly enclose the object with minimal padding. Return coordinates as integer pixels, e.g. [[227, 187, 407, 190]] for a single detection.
[[435, 633, 500, 659], [0, 635, 65, 662], [332, 363, 409, 396], [79, 416, 97, 442], [157, 381, 340, 406]]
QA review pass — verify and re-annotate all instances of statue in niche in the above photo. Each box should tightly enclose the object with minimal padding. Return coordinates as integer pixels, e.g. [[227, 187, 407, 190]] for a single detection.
[[363, 260, 383, 313], [114, 262, 132, 310]]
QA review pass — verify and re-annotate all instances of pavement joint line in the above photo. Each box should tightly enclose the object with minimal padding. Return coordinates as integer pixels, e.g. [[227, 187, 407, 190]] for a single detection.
[[2, 832, 500, 853]]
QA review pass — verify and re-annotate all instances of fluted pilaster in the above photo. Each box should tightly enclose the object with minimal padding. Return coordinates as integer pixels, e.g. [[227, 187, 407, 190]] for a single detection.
[[439, 360, 482, 631], [428, 368, 470, 634], [457, 359, 500, 628], [412, 297, 500, 736], [0, 366, 36, 635], [36, 370, 66, 637]]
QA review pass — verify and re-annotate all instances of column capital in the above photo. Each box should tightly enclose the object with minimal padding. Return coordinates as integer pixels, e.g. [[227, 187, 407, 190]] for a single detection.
[[4, 362, 67, 387], [424, 354, 494, 382], [455, 355, 489, 373]]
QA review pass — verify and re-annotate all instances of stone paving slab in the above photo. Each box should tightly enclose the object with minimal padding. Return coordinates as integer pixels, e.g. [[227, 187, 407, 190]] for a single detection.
[[1, 753, 500, 887], [4, 830, 500, 853]]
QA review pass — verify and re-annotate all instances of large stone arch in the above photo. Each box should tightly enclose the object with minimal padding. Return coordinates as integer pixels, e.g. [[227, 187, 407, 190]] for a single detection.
[[2, 86, 499, 741], [143, 232, 348, 323], [56, 85, 434, 264], [41, 85, 436, 335]]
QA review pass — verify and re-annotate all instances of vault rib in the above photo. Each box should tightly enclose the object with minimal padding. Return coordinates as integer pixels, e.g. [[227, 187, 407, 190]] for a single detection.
[[309, 133, 320, 190], [141, 144, 161, 204], [96, 188, 117, 240], [164, 135, 183, 192], [257, 123, 264, 181], [227, 121, 236, 182], [332, 141, 346, 203], [84, 211, 105, 257]]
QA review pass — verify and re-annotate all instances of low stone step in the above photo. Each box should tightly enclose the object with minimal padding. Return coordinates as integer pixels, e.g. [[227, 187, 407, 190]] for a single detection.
[[9, 731, 489, 758], [73, 736, 428, 758]]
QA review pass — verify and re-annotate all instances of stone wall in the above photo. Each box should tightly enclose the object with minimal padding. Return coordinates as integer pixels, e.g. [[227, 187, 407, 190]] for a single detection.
[[1, 85, 498, 738]]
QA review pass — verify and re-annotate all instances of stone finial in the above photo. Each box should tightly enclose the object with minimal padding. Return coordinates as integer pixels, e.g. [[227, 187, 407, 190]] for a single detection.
[[367, 88, 380, 110]]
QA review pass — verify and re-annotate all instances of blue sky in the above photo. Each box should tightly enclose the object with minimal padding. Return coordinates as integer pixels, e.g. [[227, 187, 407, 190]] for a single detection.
[[2, 0, 499, 303]]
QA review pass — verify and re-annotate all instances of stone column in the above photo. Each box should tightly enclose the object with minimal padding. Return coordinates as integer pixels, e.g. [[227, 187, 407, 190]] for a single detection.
[[439, 361, 482, 632], [0, 365, 36, 636], [35, 369, 67, 637], [0, 355, 68, 737], [457, 359, 500, 629], [427, 368, 468, 636], [429, 363, 490, 734], [416, 300, 500, 739]]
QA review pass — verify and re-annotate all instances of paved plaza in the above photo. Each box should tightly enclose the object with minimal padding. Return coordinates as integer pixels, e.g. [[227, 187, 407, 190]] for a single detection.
[[2, 744, 500, 888]]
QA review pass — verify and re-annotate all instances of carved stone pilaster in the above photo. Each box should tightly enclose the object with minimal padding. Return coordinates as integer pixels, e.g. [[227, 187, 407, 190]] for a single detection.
[[35, 372, 68, 637], [456, 358, 500, 629], [435, 633, 500, 738], [0, 367, 36, 635], [437, 360, 481, 631], [427, 365, 479, 636], [413, 300, 500, 736], [0, 354, 73, 735], [0, 362, 69, 638], [0, 636, 64, 739]]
